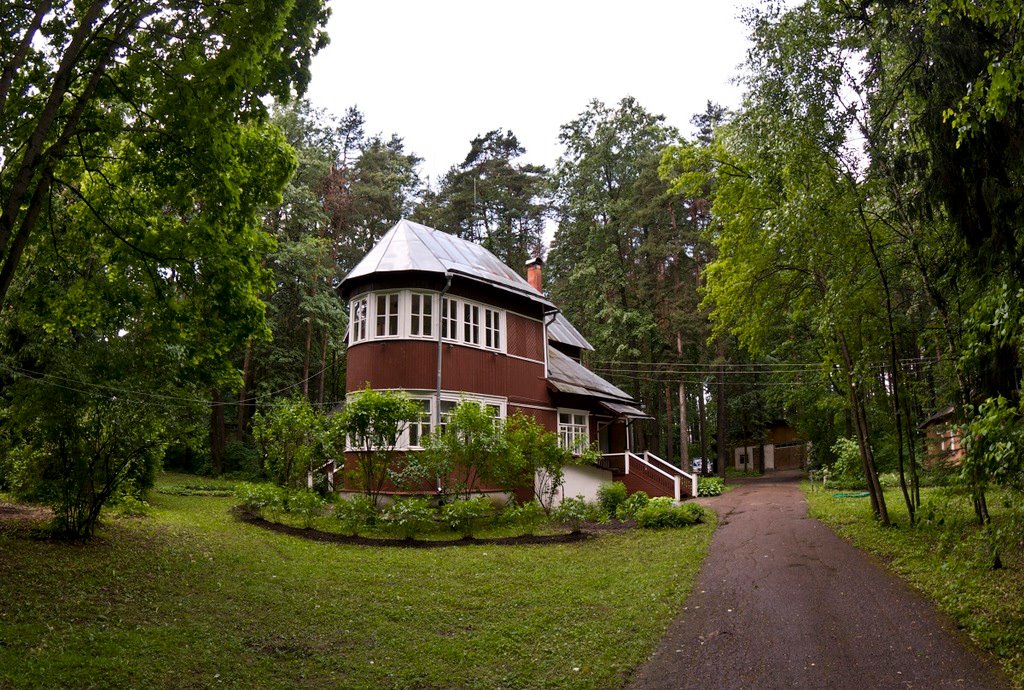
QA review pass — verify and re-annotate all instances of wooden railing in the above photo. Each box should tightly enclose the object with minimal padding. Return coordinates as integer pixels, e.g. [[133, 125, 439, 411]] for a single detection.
[[600, 451, 698, 501], [643, 451, 698, 499], [308, 459, 337, 492]]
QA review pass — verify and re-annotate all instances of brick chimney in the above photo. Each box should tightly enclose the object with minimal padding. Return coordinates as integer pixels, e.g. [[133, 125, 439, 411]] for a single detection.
[[525, 256, 543, 292]]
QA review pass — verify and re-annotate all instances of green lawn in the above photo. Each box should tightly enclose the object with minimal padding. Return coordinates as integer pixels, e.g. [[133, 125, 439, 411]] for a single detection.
[[0, 475, 714, 689], [805, 483, 1024, 688]]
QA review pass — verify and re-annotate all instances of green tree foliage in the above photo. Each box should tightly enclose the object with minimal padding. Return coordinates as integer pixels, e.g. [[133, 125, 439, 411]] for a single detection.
[[663, 0, 1024, 528], [548, 97, 696, 457], [503, 412, 573, 510], [411, 400, 511, 501], [251, 397, 320, 488], [0, 338, 168, 538], [0, 0, 329, 536], [330, 387, 419, 507], [0, 0, 329, 309], [415, 129, 548, 270]]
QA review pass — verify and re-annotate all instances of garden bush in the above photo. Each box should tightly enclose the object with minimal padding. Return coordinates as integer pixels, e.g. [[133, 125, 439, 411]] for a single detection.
[[680, 502, 711, 524], [107, 489, 152, 517], [334, 495, 378, 535], [635, 497, 709, 529], [235, 482, 285, 517], [553, 495, 590, 533], [597, 481, 628, 516], [498, 500, 546, 535], [615, 490, 650, 520], [284, 489, 328, 528], [442, 496, 495, 537], [382, 497, 437, 539], [223, 441, 262, 478], [697, 476, 725, 497]]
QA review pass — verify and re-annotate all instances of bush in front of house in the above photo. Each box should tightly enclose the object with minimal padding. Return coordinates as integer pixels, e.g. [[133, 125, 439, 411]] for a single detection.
[[382, 497, 437, 539], [499, 500, 547, 535], [554, 495, 591, 533], [635, 497, 711, 528], [235, 482, 286, 517], [284, 489, 328, 528], [697, 476, 725, 497], [615, 490, 650, 520], [597, 481, 629, 517], [442, 496, 495, 538], [334, 495, 378, 535]]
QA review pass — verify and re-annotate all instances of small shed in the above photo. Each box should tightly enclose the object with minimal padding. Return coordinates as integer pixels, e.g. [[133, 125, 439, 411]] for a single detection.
[[733, 420, 808, 472], [919, 406, 964, 467]]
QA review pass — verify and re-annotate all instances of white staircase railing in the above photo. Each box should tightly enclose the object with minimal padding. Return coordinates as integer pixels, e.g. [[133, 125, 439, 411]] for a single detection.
[[601, 451, 696, 501], [643, 451, 698, 500]]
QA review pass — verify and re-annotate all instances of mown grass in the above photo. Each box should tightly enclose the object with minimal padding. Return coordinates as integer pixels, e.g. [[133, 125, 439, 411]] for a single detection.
[[805, 483, 1024, 688], [0, 474, 715, 689]]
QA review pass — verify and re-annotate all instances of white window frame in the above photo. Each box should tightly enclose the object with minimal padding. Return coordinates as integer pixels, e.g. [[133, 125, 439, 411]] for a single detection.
[[409, 291, 435, 338], [407, 398, 432, 448], [374, 291, 401, 338], [558, 408, 590, 453], [350, 295, 369, 345], [483, 307, 502, 350], [348, 290, 507, 353], [463, 302, 480, 345], [441, 296, 459, 342], [402, 391, 507, 449]]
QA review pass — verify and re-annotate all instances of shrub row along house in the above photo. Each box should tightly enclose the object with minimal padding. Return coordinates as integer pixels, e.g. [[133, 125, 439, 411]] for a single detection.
[[336, 220, 696, 503]]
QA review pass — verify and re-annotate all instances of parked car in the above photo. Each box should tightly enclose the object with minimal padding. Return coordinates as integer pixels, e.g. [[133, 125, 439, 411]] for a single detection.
[[691, 457, 713, 474]]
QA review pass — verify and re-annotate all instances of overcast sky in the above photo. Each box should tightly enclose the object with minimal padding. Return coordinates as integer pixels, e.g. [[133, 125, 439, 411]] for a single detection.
[[305, 1, 753, 185]]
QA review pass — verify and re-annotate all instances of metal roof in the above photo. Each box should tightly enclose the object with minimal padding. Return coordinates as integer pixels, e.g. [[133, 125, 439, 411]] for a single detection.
[[546, 346, 639, 406], [547, 313, 594, 351], [601, 400, 654, 420], [341, 219, 555, 308]]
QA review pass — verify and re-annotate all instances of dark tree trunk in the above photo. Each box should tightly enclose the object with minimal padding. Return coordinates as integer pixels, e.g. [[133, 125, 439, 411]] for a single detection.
[[210, 389, 226, 476], [838, 332, 889, 525], [863, 215, 914, 524], [302, 319, 312, 399], [317, 329, 328, 405], [664, 382, 674, 462], [716, 338, 728, 478], [677, 332, 689, 470], [698, 380, 710, 475], [236, 342, 252, 441]]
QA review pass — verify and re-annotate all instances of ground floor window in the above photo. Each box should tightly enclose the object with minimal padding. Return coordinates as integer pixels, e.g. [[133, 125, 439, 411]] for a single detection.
[[393, 392, 507, 449], [558, 409, 589, 452]]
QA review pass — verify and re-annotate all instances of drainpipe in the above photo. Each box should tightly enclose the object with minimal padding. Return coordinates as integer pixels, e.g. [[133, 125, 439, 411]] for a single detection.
[[434, 273, 452, 495], [543, 309, 558, 379]]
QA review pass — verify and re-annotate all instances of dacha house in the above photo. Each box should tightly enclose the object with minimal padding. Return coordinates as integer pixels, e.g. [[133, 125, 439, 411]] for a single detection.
[[334, 219, 696, 503]]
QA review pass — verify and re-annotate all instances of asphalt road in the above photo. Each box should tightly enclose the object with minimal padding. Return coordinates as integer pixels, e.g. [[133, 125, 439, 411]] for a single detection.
[[626, 472, 1009, 689]]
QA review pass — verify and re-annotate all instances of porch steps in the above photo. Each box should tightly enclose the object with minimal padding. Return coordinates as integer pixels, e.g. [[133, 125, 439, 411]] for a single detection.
[[601, 451, 698, 501]]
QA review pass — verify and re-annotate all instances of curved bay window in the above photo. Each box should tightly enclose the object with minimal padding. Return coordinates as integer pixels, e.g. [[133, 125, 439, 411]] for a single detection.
[[349, 289, 504, 353]]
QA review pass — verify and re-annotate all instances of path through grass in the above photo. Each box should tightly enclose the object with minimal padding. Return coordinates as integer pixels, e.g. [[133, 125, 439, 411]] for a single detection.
[[805, 484, 1024, 688], [0, 475, 714, 689]]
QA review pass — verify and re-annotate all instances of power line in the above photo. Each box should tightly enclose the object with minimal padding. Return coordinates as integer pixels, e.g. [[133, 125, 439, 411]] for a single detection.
[[0, 362, 342, 410]]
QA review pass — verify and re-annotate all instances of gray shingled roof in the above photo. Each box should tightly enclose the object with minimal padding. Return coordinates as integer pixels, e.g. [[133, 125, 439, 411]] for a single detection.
[[547, 312, 594, 351], [341, 219, 555, 308], [546, 346, 633, 403]]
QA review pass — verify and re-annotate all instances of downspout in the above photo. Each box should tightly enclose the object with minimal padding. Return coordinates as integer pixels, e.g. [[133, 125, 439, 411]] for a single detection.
[[435, 272, 452, 495], [543, 310, 558, 379]]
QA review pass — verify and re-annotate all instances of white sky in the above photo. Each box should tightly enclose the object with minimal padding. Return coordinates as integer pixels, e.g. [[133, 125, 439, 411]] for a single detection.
[[305, 0, 754, 186]]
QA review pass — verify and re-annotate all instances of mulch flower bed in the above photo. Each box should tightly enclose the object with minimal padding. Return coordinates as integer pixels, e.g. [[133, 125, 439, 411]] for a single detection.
[[233, 508, 635, 548]]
